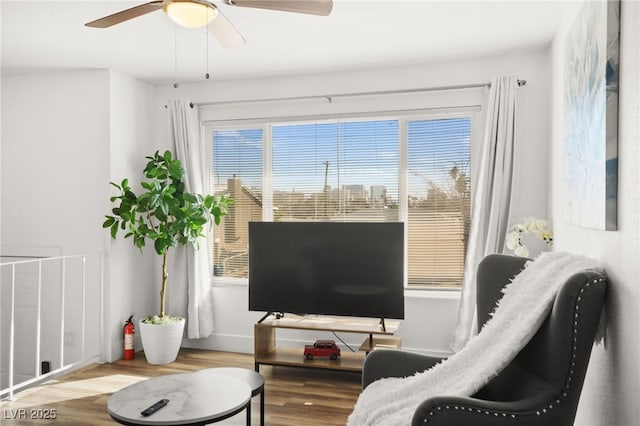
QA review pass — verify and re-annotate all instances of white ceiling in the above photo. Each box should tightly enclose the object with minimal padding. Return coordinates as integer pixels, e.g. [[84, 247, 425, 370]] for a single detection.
[[1, 0, 580, 85]]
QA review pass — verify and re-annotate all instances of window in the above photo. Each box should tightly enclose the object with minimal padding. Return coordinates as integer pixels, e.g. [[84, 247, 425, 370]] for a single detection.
[[211, 128, 262, 278], [407, 118, 471, 286], [209, 114, 473, 288]]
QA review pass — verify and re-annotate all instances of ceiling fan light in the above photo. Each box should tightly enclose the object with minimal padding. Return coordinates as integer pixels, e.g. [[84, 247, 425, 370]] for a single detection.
[[163, 1, 218, 29]]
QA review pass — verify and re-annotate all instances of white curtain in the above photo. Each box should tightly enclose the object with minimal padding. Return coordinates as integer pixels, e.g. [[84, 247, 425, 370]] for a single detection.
[[450, 76, 519, 352], [167, 99, 215, 339]]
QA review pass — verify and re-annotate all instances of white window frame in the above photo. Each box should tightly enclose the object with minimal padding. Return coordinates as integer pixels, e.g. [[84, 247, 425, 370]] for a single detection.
[[205, 103, 482, 290]]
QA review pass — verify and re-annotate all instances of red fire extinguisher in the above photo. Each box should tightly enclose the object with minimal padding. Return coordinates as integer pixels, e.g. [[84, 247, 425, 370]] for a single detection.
[[123, 315, 135, 360]]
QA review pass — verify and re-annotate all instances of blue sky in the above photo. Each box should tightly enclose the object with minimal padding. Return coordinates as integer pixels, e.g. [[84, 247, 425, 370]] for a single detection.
[[271, 120, 398, 194], [212, 117, 470, 201]]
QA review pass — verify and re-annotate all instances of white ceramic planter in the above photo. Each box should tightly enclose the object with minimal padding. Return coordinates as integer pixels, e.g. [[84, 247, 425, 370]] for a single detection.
[[138, 318, 185, 365]]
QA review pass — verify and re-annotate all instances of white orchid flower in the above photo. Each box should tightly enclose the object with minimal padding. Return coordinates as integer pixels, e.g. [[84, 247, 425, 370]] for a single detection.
[[505, 231, 521, 250], [505, 217, 553, 257]]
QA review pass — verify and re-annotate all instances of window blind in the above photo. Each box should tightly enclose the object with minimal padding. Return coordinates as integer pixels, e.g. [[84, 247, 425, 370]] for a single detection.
[[211, 128, 263, 278], [271, 120, 399, 222], [407, 118, 471, 287]]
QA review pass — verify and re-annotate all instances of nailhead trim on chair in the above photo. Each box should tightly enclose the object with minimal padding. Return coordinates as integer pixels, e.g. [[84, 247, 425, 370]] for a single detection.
[[422, 277, 605, 424]]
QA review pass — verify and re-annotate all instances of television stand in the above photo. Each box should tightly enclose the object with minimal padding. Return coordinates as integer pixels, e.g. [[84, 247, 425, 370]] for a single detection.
[[254, 315, 401, 372]]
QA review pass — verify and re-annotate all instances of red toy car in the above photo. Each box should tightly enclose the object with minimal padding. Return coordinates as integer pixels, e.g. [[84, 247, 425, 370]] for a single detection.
[[304, 339, 341, 360]]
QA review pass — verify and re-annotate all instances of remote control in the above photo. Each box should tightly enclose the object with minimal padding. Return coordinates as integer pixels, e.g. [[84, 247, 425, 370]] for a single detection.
[[141, 399, 169, 416]]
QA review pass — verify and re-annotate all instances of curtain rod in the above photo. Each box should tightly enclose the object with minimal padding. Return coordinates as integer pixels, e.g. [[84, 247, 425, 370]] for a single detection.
[[165, 79, 526, 109]]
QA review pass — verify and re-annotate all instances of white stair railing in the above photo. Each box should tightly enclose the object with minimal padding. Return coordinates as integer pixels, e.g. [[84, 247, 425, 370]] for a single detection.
[[0, 253, 104, 400]]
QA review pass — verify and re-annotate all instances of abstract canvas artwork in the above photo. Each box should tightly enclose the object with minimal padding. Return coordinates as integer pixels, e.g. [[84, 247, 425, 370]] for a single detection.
[[564, 0, 619, 230]]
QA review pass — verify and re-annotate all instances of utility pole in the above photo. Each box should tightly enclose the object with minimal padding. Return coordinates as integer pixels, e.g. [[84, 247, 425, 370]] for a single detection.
[[323, 161, 329, 192], [323, 161, 329, 217]]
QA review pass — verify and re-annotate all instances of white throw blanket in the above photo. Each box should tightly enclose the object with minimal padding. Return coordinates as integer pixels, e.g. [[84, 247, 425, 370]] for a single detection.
[[347, 252, 603, 426]]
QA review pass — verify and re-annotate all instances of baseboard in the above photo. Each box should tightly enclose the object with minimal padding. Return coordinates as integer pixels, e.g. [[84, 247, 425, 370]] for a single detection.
[[181, 333, 255, 354]]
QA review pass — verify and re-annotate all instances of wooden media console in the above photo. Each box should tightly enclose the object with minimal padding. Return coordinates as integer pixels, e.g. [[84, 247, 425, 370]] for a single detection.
[[254, 315, 401, 372]]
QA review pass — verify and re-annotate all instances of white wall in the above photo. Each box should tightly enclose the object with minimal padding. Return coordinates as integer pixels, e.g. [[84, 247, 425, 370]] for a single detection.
[[549, 1, 640, 424], [1, 71, 110, 253], [154, 47, 552, 355], [105, 70, 158, 362], [0, 70, 158, 365], [1, 71, 111, 375]]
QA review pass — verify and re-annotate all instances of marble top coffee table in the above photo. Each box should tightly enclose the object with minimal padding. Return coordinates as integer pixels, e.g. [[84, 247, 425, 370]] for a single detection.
[[108, 371, 252, 425], [196, 367, 265, 426]]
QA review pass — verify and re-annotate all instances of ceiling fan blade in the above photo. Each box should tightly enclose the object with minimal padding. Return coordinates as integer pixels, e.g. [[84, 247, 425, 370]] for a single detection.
[[209, 8, 247, 48], [85, 1, 164, 28], [223, 0, 333, 16]]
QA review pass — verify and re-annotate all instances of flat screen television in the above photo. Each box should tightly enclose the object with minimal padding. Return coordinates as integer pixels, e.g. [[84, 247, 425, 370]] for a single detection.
[[248, 221, 405, 320]]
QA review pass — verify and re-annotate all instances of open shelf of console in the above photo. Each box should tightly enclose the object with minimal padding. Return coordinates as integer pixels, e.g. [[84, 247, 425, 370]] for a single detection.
[[254, 315, 401, 372]]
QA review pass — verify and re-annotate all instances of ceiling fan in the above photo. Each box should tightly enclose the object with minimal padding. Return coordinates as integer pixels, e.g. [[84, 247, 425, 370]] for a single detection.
[[85, 0, 333, 48]]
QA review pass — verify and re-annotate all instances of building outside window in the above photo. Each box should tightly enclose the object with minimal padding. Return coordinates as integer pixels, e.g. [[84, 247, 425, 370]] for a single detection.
[[211, 128, 262, 278]]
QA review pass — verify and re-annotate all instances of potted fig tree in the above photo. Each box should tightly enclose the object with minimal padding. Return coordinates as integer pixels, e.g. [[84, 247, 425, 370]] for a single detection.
[[104, 150, 231, 364]]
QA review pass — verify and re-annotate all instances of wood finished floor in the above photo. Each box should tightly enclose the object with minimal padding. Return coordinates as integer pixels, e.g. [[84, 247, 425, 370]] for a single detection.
[[0, 349, 362, 425]]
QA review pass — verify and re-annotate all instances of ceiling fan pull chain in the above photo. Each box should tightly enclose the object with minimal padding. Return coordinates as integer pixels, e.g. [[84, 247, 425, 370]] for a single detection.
[[205, 22, 210, 80], [173, 25, 179, 88]]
